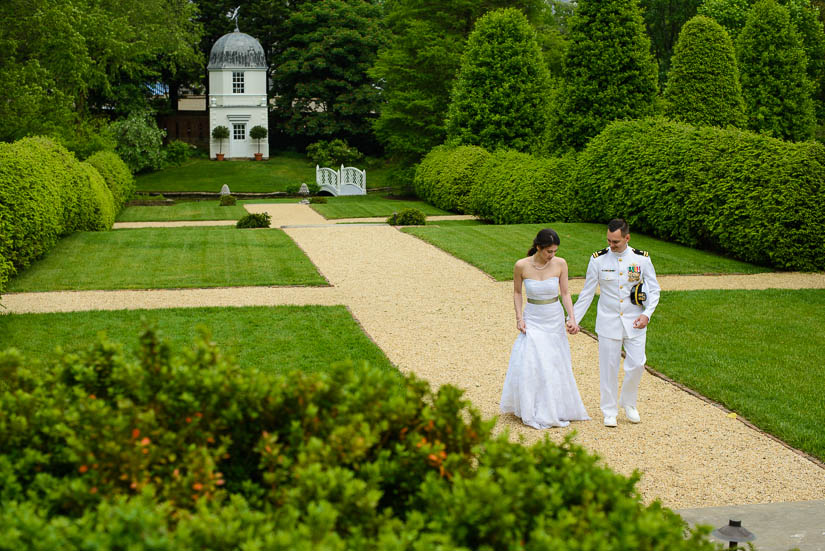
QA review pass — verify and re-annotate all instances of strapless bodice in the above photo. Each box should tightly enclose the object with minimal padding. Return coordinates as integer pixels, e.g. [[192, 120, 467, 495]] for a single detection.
[[524, 277, 559, 300]]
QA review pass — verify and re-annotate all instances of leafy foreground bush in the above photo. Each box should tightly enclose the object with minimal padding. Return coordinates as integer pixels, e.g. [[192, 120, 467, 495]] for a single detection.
[[220, 194, 237, 206], [236, 212, 271, 228], [0, 330, 714, 550]]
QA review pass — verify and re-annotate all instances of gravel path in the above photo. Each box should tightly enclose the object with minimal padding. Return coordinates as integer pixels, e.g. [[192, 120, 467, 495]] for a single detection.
[[5, 204, 824, 509]]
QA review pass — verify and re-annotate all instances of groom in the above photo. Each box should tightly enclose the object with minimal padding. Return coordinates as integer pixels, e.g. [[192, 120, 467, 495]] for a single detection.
[[567, 219, 660, 427]]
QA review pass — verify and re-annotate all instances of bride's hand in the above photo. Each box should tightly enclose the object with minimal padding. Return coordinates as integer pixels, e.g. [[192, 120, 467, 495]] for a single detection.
[[516, 319, 526, 334]]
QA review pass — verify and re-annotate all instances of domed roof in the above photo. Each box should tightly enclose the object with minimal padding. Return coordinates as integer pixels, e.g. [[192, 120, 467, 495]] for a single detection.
[[208, 30, 266, 70]]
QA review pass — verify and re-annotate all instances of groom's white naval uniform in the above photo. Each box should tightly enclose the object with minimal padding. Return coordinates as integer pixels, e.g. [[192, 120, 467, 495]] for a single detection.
[[573, 246, 660, 422]]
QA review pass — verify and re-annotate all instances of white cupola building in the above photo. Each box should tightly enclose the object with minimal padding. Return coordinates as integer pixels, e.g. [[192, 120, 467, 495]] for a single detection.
[[208, 24, 268, 159]]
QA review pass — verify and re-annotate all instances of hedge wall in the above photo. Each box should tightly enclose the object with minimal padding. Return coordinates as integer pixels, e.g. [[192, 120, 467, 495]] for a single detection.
[[468, 150, 577, 224], [414, 145, 490, 213], [0, 137, 117, 293], [85, 150, 136, 211], [0, 329, 716, 550], [574, 118, 825, 271]]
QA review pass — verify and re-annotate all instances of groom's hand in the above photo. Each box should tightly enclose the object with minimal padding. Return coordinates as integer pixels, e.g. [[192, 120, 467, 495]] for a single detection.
[[633, 314, 649, 329]]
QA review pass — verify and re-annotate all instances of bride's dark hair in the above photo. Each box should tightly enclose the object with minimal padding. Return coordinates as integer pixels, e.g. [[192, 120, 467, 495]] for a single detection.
[[528, 228, 561, 257]]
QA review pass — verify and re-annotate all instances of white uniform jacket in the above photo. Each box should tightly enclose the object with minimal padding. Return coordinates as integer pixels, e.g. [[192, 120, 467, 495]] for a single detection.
[[573, 247, 661, 340]]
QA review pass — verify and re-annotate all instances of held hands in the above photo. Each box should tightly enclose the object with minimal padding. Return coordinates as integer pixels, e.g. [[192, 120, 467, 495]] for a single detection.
[[516, 319, 526, 334], [633, 314, 649, 329], [565, 319, 580, 335]]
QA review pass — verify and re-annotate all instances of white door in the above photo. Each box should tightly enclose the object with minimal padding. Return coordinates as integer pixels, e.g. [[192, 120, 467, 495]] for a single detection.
[[230, 122, 247, 158]]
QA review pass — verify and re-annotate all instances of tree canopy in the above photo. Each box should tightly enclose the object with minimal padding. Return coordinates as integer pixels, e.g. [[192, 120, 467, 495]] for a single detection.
[[370, 0, 544, 163], [0, 0, 203, 143]]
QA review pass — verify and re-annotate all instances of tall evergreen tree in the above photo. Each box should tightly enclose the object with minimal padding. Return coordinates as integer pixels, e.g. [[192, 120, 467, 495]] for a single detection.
[[445, 8, 550, 153], [272, 0, 384, 149], [737, 0, 815, 140], [369, 0, 543, 163], [664, 15, 745, 127], [551, 0, 659, 152]]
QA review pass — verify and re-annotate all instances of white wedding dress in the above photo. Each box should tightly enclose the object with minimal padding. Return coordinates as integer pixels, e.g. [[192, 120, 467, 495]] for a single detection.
[[500, 277, 590, 429]]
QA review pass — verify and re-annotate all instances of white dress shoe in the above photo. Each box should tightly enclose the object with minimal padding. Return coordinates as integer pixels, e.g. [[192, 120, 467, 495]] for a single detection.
[[604, 416, 617, 427], [624, 406, 641, 423]]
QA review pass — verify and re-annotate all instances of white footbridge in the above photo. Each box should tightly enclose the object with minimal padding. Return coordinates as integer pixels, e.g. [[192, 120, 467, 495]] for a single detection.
[[316, 165, 366, 196]]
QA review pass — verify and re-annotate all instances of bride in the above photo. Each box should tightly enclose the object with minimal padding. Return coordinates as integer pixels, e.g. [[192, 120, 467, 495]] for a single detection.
[[500, 228, 590, 429]]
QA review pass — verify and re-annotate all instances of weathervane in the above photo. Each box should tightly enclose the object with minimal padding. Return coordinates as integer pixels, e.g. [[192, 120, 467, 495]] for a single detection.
[[228, 6, 240, 32]]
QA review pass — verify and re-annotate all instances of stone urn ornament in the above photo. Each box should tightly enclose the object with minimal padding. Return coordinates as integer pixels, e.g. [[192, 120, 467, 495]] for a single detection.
[[220, 184, 231, 196], [298, 183, 310, 196]]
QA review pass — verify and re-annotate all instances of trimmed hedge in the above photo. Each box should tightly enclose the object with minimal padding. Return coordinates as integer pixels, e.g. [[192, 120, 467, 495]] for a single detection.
[[574, 118, 825, 271], [0, 329, 716, 550], [413, 145, 452, 208], [468, 150, 577, 224], [0, 137, 117, 293], [85, 150, 136, 211]]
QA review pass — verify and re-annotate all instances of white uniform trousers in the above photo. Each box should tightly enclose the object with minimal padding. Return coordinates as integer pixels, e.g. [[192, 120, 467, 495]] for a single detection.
[[598, 333, 646, 418]]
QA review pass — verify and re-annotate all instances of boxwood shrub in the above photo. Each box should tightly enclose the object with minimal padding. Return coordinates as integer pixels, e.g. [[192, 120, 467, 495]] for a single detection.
[[468, 150, 577, 224], [0, 137, 116, 293], [0, 329, 715, 550], [575, 118, 825, 271], [85, 150, 136, 211]]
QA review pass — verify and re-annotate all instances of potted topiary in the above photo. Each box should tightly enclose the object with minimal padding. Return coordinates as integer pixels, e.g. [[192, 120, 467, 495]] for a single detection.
[[249, 125, 268, 161], [212, 125, 229, 160]]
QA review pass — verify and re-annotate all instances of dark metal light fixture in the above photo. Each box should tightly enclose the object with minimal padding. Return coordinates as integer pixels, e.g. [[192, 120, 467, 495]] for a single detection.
[[712, 519, 756, 549]]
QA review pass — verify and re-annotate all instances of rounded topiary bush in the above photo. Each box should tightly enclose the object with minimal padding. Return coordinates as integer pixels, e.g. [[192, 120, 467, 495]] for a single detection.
[[220, 194, 237, 206], [388, 208, 426, 226], [468, 150, 577, 224], [575, 117, 825, 271], [85, 151, 135, 211], [0, 329, 716, 549], [236, 212, 271, 228]]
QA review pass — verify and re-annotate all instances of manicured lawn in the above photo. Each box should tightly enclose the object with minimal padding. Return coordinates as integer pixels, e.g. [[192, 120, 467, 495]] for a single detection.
[[136, 153, 398, 193], [578, 289, 825, 461], [6, 226, 326, 291], [311, 194, 452, 219], [0, 306, 398, 378], [403, 223, 770, 279], [117, 201, 247, 222]]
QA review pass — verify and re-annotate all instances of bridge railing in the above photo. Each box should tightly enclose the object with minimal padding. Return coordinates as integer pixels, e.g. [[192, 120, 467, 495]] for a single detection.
[[316, 165, 366, 196]]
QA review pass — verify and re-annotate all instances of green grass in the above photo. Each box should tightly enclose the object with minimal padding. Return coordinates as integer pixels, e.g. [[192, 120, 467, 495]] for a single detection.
[[6, 226, 326, 291], [0, 306, 398, 378], [136, 153, 399, 193], [575, 289, 824, 461], [310, 194, 452, 219], [116, 201, 247, 222], [403, 223, 770, 279]]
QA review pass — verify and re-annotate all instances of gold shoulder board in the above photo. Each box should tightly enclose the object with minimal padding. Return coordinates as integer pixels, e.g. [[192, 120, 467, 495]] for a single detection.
[[592, 248, 608, 259], [632, 248, 649, 257]]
